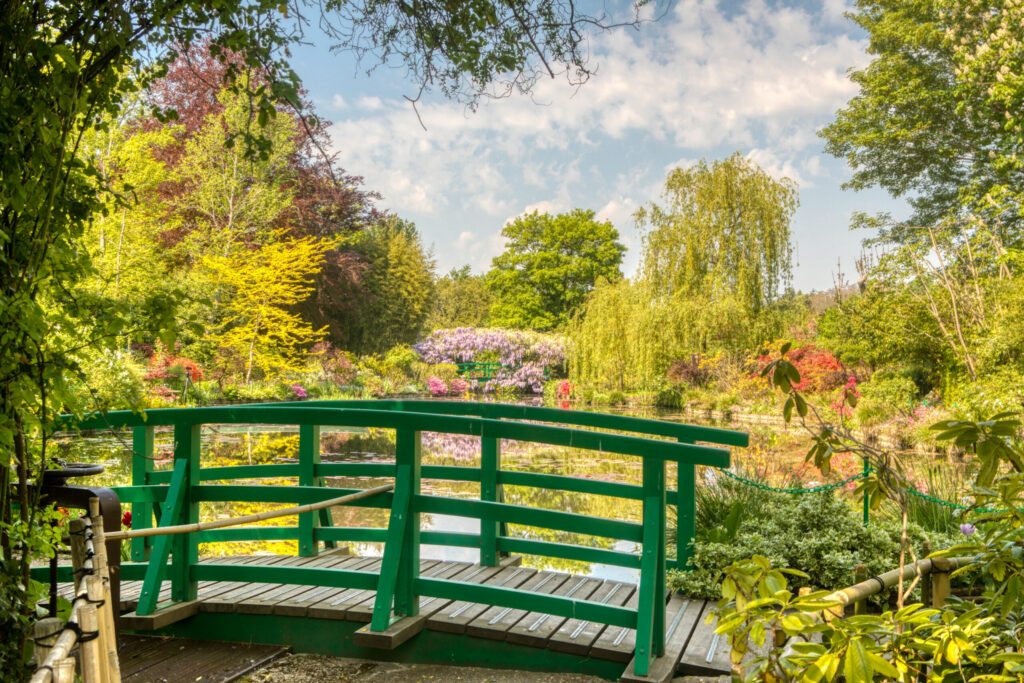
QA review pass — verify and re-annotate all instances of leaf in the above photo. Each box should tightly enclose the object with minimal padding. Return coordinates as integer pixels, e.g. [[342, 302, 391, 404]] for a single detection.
[[843, 638, 873, 682]]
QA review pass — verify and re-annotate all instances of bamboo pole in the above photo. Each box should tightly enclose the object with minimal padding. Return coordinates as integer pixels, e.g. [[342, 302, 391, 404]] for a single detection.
[[52, 657, 76, 683], [33, 618, 64, 668], [105, 484, 394, 541], [85, 575, 112, 682], [78, 602, 104, 683], [87, 500, 121, 681], [824, 557, 970, 613]]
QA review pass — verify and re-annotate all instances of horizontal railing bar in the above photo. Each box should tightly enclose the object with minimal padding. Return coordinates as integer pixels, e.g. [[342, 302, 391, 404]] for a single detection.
[[317, 527, 389, 543], [421, 465, 483, 483], [421, 530, 481, 548], [415, 495, 643, 542], [197, 527, 299, 542], [499, 471, 643, 500], [193, 485, 392, 507], [111, 485, 168, 503], [496, 538, 641, 569], [191, 562, 379, 590], [64, 406, 731, 466], [316, 463, 396, 478], [290, 399, 750, 447], [416, 577, 637, 629]]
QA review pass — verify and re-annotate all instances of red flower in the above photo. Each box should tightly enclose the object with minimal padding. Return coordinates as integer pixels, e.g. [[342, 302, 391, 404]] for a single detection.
[[121, 510, 132, 529]]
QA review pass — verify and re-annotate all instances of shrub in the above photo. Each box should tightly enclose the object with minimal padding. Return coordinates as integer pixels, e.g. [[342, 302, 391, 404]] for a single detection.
[[756, 342, 848, 394], [667, 354, 712, 387], [945, 366, 1024, 417], [670, 488, 951, 601], [854, 372, 920, 426], [308, 342, 358, 385], [82, 350, 147, 411]]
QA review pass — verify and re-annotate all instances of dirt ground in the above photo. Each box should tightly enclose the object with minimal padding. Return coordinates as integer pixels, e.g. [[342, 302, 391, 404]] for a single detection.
[[240, 653, 728, 683]]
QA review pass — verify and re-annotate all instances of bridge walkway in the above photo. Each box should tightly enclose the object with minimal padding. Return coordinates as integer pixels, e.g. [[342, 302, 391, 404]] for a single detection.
[[57, 552, 731, 681]]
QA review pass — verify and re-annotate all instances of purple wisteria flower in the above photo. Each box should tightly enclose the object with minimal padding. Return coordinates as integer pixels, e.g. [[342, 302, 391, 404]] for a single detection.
[[960, 523, 976, 536], [414, 328, 565, 394]]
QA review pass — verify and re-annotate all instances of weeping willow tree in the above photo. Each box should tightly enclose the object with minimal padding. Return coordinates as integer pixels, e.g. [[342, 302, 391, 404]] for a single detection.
[[570, 154, 800, 393]]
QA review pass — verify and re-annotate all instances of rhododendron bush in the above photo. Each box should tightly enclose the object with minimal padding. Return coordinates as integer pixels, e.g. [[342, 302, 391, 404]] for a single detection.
[[415, 328, 566, 394]]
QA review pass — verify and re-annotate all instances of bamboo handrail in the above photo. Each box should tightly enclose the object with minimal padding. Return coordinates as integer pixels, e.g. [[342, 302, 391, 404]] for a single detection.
[[823, 556, 972, 610], [105, 483, 394, 541]]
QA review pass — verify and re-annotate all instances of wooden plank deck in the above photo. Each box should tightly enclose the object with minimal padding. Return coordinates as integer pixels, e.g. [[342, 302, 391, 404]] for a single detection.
[[66, 554, 729, 681]]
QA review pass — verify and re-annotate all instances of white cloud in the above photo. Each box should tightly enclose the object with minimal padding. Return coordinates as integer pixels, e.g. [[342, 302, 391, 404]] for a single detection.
[[330, 94, 348, 110], [327, 0, 869, 266]]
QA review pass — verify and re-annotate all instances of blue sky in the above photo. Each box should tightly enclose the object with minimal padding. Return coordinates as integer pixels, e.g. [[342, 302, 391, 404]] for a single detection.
[[289, 0, 906, 292]]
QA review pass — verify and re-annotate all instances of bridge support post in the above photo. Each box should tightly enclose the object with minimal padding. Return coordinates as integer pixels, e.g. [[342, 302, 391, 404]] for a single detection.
[[171, 423, 200, 603], [298, 425, 326, 557], [371, 428, 422, 631], [480, 435, 503, 566], [673, 450, 697, 571], [131, 426, 155, 562], [634, 457, 667, 677]]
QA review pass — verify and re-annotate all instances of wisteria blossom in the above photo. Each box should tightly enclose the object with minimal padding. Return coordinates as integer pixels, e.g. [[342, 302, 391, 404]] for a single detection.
[[415, 328, 566, 394]]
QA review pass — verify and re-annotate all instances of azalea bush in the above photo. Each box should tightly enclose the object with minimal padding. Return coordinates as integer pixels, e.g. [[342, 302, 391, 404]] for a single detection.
[[714, 343, 1024, 681]]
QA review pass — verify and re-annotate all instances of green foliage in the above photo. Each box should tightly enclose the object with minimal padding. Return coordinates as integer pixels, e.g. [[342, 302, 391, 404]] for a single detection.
[[820, 0, 1024, 232], [671, 489, 944, 602], [427, 266, 491, 330], [333, 218, 436, 354], [855, 373, 920, 427], [79, 350, 147, 412], [944, 366, 1024, 419], [487, 209, 625, 331]]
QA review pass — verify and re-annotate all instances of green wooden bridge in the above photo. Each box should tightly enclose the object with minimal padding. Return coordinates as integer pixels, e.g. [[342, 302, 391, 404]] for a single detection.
[[44, 400, 748, 681]]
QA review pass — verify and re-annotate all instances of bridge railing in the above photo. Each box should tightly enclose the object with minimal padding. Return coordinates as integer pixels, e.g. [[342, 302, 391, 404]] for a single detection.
[[59, 401, 746, 677]]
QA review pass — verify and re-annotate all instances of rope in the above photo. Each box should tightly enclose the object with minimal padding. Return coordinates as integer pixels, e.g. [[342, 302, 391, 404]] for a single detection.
[[719, 467, 1006, 513], [718, 468, 865, 494]]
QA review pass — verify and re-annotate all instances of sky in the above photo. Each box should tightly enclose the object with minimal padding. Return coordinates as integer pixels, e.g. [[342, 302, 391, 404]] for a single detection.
[[289, 0, 907, 293]]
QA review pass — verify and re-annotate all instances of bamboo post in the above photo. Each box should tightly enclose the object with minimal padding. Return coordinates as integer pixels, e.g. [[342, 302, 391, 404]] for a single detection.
[[69, 518, 87, 593], [853, 565, 868, 616], [88, 500, 122, 680], [33, 618, 63, 667], [52, 657, 76, 683], [77, 602, 104, 683], [929, 557, 952, 608]]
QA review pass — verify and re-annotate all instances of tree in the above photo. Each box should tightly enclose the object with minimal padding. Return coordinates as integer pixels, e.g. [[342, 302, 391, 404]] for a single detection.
[[427, 266, 491, 330], [318, 217, 436, 355], [636, 154, 798, 353], [820, 0, 1024, 237], [487, 209, 625, 331], [1, 1, 635, 671], [203, 236, 332, 383]]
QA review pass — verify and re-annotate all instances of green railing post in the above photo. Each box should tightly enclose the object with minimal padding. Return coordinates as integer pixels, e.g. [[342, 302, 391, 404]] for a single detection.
[[170, 422, 200, 603], [480, 435, 502, 566], [298, 424, 321, 557], [136, 458, 189, 616], [634, 457, 667, 677], [673, 443, 697, 571], [131, 425, 155, 562], [371, 428, 421, 631]]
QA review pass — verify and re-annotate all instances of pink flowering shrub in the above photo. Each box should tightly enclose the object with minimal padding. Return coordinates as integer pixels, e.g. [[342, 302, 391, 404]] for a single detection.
[[427, 376, 448, 396], [449, 378, 470, 395]]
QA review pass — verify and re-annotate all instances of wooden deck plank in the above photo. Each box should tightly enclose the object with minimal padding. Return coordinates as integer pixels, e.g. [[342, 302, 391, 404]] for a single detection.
[[273, 557, 380, 617], [621, 595, 709, 683], [506, 575, 604, 648], [679, 612, 731, 677], [306, 559, 384, 620], [345, 559, 446, 622], [590, 580, 641, 663], [427, 565, 537, 634], [202, 555, 323, 613], [548, 580, 635, 656], [235, 554, 370, 615], [465, 571, 570, 641]]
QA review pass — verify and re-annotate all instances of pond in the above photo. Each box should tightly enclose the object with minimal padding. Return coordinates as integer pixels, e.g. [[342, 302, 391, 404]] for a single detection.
[[52, 400, 974, 581]]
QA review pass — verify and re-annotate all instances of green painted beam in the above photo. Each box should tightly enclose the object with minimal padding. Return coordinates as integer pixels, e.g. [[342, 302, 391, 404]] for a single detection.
[[415, 495, 643, 542], [62, 405, 732, 466], [496, 538, 640, 569], [498, 471, 643, 500], [191, 562, 379, 590], [415, 577, 637, 629]]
